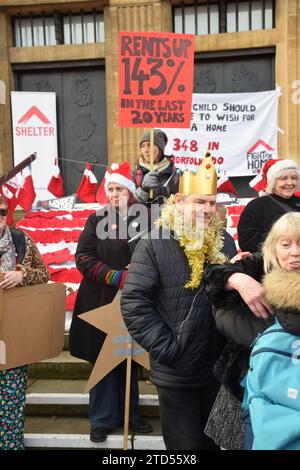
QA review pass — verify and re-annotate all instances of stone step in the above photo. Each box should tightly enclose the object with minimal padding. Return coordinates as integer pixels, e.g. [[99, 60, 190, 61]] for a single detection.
[[63, 333, 69, 351], [25, 379, 159, 417], [28, 351, 92, 380], [24, 416, 164, 450], [28, 351, 149, 380]]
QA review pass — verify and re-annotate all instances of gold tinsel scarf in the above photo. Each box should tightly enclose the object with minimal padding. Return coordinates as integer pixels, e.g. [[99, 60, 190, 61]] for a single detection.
[[156, 196, 227, 289]]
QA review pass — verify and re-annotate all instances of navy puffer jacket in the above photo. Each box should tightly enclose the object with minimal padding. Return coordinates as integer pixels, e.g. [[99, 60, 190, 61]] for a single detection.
[[121, 228, 237, 388]]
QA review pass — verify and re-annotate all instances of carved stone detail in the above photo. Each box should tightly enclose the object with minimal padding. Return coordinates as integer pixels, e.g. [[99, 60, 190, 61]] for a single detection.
[[35, 80, 54, 92], [74, 76, 94, 107], [71, 113, 97, 141], [194, 70, 217, 93], [232, 66, 260, 92]]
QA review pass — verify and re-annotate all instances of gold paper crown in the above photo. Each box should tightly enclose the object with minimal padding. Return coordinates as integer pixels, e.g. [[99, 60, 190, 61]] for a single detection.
[[179, 153, 218, 196]]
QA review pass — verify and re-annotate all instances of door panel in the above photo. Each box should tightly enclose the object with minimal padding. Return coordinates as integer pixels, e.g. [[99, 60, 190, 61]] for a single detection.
[[15, 64, 107, 196]]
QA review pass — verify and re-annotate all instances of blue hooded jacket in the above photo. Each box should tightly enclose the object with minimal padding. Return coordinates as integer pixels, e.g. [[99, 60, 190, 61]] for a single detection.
[[245, 271, 300, 450]]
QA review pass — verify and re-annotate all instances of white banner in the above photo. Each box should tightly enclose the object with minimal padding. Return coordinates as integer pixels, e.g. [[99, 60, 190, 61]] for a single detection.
[[162, 89, 280, 177], [11, 92, 58, 201]]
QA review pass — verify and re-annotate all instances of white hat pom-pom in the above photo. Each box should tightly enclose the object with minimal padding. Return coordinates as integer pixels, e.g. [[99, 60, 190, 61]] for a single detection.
[[111, 163, 119, 171]]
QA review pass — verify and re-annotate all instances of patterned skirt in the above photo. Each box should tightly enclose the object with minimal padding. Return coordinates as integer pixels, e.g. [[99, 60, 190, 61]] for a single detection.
[[0, 366, 28, 450]]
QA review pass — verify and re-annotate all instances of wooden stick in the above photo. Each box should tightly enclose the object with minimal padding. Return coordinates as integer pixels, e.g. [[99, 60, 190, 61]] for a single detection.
[[0, 153, 37, 187], [123, 344, 133, 450], [149, 128, 154, 200]]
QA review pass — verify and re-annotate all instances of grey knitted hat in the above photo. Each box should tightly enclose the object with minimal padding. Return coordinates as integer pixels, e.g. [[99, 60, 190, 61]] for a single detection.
[[139, 129, 168, 155]]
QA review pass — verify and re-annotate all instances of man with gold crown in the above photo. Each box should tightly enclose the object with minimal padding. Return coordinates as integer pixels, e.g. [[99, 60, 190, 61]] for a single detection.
[[121, 154, 237, 450]]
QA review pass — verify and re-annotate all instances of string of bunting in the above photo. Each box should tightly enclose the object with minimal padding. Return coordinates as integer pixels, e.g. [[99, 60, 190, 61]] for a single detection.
[[57, 157, 107, 169]]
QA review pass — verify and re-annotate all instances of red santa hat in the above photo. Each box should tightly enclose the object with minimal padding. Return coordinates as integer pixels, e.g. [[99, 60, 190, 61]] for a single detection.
[[265, 159, 300, 194], [249, 159, 300, 195], [47, 158, 64, 198], [96, 167, 109, 205], [17, 166, 36, 211], [217, 175, 236, 195], [76, 163, 98, 203], [104, 162, 136, 195]]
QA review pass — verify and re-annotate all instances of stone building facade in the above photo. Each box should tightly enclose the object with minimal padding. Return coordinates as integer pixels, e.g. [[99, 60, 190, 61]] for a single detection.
[[0, 0, 299, 194]]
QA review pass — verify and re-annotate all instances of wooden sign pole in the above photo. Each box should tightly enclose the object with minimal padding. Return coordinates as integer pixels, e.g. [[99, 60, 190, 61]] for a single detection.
[[123, 339, 133, 450], [149, 128, 154, 200], [0, 153, 37, 187]]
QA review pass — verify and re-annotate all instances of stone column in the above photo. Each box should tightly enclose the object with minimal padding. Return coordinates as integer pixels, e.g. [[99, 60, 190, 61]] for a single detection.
[[104, 0, 170, 166], [276, 0, 300, 164], [0, 12, 14, 173]]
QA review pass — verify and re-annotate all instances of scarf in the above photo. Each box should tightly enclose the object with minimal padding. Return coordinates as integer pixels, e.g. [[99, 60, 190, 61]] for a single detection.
[[138, 156, 171, 174], [0, 226, 16, 271], [156, 196, 227, 289]]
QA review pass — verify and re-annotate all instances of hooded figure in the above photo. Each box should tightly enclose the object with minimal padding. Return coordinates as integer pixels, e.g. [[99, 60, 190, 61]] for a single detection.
[[134, 129, 179, 205]]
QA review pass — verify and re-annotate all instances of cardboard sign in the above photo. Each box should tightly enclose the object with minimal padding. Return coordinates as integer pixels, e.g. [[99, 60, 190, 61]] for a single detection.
[[119, 32, 194, 128], [79, 295, 149, 392], [0, 283, 66, 369]]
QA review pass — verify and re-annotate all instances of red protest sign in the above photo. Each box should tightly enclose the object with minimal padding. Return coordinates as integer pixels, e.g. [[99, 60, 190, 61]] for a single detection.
[[118, 32, 194, 129]]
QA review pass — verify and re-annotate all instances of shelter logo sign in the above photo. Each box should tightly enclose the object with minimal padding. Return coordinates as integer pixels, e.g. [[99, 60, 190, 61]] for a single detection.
[[16, 105, 55, 137], [246, 139, 274, 173]]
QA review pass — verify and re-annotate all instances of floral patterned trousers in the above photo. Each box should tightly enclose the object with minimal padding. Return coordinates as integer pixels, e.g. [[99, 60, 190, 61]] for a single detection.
[[0, 366, 28, 450]]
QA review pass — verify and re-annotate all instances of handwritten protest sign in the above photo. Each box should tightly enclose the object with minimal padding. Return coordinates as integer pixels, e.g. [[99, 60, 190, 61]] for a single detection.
[[162, 89, 280, 176], [119, 32, 194, 128]]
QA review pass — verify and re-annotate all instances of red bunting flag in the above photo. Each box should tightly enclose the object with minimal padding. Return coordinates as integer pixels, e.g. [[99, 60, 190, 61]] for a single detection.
[[76, 163, 97, 203], [17, 166, 36, 211], [217, 175, 236, 195], [48, 158, 64, 197], [96, 168, 109, 205]]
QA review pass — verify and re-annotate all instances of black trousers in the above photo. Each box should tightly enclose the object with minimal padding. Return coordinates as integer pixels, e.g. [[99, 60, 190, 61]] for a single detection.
[[156, 383, 219, 450]]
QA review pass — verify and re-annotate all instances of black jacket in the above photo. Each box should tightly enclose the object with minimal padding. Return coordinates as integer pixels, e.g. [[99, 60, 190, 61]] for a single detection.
[[10, 228, 26, 263], [120, 229, 237, 388], [238, 194, 300, 253], [134, 160, 179, 205], [203, 252, 273, 348], [69, 207, 133, 363]]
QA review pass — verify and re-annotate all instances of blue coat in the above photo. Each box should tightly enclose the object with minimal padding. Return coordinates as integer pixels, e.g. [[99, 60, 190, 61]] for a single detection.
[[245, 270, 300, 450]]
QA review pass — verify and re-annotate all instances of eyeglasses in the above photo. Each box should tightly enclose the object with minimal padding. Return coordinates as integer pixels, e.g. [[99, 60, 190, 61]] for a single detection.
[[0, 209, 8, 217]]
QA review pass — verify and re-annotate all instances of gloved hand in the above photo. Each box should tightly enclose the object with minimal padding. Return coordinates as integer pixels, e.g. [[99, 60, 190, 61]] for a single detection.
[[141, 171, 159, 192], [136, 186, 149, 203]]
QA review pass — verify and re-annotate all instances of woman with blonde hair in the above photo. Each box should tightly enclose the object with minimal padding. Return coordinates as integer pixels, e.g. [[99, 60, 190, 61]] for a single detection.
[[244, 212, 300, 449], [203, 212, 300, 450]]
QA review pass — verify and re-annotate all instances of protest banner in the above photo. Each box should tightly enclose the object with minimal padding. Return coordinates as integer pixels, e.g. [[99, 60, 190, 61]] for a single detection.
[[162, 89, 280, 176], [11, 92, 59, 201], [119, 31, 194, 128]]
